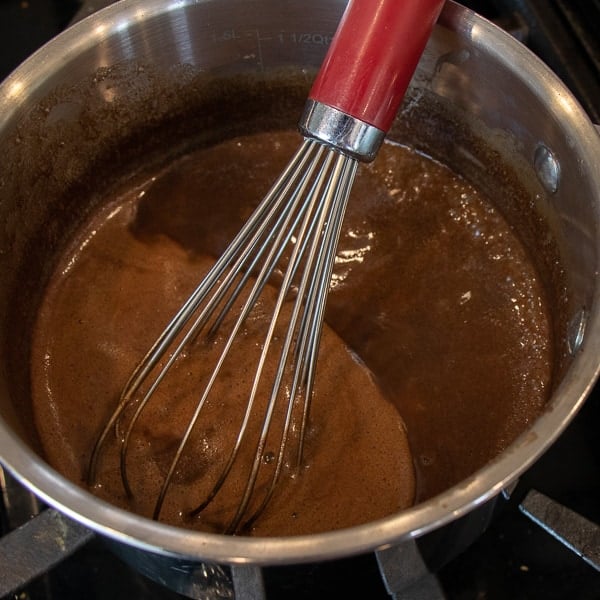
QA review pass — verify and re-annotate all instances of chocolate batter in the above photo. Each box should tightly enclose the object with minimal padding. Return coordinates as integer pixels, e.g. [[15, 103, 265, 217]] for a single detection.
[[30, 129, 552, 536]]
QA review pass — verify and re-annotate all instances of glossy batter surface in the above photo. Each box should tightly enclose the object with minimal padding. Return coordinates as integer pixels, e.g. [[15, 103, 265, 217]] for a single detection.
[[30, 130, 552, 535]]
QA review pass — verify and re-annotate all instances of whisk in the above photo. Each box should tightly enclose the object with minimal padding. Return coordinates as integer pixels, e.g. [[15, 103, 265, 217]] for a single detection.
[[88, 0, 445, 534]]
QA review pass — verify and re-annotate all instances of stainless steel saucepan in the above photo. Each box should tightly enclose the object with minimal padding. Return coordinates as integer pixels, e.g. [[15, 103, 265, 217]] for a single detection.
[[0, 0, 599, 596]]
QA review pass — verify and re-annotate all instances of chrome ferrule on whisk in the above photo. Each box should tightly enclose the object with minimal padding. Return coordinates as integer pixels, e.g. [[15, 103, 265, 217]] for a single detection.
[[299, 99, 386, 162]]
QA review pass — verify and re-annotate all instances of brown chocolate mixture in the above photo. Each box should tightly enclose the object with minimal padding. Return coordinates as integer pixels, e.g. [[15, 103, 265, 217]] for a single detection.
[[30, 130, 552, 536]]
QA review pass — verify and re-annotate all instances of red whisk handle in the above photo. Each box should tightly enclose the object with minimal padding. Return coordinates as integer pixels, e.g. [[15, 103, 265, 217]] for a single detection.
[[308, 0, 445, 133]]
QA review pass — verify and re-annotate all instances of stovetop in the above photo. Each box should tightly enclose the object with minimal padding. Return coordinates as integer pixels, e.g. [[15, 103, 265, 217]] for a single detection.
[[0, 1, 599, 599]]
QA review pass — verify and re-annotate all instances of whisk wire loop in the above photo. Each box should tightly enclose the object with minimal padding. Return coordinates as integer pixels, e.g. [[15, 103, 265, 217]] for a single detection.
[[186, 144, 342, 530], [88, 136, 359, 533], [87, 140, 321, 486], [224, 148, 347, 532], [241, 151, 358, 531], [156, 141, 330, 520], [293, 155, 358, 468], [86, 139, 319, 485]]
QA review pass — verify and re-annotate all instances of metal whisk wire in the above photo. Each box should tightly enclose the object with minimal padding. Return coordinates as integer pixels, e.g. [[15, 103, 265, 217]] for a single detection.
[[87, 139, 318, 488], [88, 139, 358, 532]]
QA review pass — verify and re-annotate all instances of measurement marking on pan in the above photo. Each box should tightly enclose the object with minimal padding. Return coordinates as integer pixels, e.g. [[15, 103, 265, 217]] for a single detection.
[[211, 29, 270, 43], [277, 32, 333, 45], [210, 29, 333, 73], [211, 29, 241, 43], [211, 29, 332, 47]]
